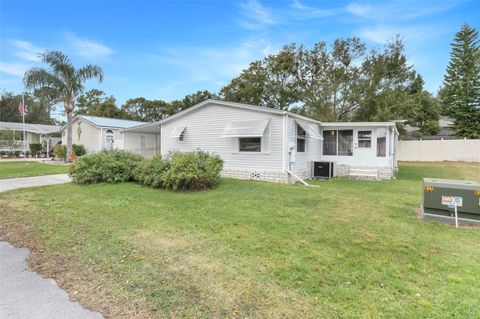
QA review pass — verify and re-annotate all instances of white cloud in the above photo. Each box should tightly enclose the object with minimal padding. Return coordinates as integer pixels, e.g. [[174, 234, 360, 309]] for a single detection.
[[238, 0, 277, 29], [0, 62, 29, 77], [346, 1, 458, 21], [66, 32, 113, 59], [291, 0, 339, 18], [346, 3, 371, 17], [148, 37, 278, 97], [358, 24, 449, 45], [10, 39, 45, 62]]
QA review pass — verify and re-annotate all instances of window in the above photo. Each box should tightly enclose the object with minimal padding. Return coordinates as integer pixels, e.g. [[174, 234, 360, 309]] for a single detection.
[[296, 124, 307, 152], [338, 130, 353, 156], [140, 135, 146, 149], [105, 130, 114, 143], [323, 130, 353, 156], [239, 137, 261, 152], [358, 130, 372, 148], [377, 128, 387, 157], [323, 130, 337, 155]]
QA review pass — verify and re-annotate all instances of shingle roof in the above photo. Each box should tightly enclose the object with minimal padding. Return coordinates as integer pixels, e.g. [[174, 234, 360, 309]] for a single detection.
[[0, 121, 61, 134], [76, 115, 148, 129]]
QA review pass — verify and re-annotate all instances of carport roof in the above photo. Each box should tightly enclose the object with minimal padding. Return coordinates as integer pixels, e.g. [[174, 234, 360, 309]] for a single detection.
[[0, 121, 61, 134]]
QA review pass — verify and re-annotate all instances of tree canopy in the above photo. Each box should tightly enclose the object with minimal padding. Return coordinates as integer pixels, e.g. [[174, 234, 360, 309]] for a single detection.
[[23, 50, 104, 158], [440, 23, 480, 138], [220, 37, 441, 134]]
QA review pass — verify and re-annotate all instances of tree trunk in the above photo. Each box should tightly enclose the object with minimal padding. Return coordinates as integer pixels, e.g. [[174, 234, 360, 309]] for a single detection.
[[66, 111, 73, 162]]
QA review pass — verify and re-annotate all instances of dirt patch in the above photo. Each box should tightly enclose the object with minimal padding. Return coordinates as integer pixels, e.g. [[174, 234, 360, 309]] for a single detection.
[[0, 202, 156, 319]]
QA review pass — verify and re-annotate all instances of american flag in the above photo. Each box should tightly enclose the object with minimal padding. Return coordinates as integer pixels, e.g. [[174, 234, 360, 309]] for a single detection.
[[18, 101, 26, 115]]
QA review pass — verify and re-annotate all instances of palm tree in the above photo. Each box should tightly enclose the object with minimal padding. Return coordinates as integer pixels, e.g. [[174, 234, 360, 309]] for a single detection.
[[24, 50, 104, 160]]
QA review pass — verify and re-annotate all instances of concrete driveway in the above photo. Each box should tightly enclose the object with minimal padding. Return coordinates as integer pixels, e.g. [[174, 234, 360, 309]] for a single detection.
[[0, 174, 71, 192], [0, 174, 104, 318], [0, 242, 103, 319]]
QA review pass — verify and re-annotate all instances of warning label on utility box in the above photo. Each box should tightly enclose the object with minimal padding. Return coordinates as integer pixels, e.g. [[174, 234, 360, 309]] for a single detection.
[[441, 196, 463, 207]]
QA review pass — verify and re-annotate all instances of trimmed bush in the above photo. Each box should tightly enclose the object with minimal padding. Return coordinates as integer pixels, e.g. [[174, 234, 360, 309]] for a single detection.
[[53, 144, 67, 160], [29, 143, 42, 157], [72, 144, 86, 156], [69, 149, 143, 184], [134, 154, 171, 187], [162, 151, 223, 190]]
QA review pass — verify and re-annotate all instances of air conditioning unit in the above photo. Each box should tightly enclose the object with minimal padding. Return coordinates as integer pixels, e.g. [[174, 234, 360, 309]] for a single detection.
[[312, 161, 334, 179]]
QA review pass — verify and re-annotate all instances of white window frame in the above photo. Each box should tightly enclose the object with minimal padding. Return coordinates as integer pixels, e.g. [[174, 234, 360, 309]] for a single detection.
[[358, 130, 372, 148], [105, 129, 114, 143], [238, 137, 262, 152], [296, 123, 307, 153]]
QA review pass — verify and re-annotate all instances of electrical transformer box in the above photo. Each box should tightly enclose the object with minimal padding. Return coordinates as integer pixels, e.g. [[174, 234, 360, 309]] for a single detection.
[[423, 178, 480, 221]]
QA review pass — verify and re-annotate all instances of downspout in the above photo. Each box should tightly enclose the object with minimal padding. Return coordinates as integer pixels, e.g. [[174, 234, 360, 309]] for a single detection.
[[282, 112, 318, 188]]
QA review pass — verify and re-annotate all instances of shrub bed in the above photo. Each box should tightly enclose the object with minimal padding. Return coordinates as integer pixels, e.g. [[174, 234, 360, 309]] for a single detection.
[[53, 144, 67, 160], [69, 150, 143, 184], [71, 150, 223, 191], [162, 151, 223, 190], [72, 144, 86, 156], [134, 154, 171, 188]]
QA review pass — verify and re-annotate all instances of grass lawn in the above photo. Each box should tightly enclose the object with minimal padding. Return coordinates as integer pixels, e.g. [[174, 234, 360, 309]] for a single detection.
[[0, 162, 479, 318], [0, 161, 69, 179]]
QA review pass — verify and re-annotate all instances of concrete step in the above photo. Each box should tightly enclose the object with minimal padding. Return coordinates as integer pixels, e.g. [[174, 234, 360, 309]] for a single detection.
[[349, 168, 379, 179]]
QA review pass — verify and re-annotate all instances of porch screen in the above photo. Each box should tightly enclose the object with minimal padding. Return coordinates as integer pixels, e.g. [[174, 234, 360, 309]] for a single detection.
[[221, 119, 269, 137], [322, 130, 337, 155], [338, 130, 353, 156], [377, 128, 387, 157]]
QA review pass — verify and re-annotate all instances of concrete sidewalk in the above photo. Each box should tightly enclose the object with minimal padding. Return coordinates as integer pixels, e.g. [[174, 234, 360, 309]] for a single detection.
[[0, 174, 71, 192], [0, 241, 103, 319]]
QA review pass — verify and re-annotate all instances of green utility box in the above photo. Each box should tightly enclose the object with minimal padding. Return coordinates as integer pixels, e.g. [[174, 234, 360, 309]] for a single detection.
[[423, 178, 480, 221]]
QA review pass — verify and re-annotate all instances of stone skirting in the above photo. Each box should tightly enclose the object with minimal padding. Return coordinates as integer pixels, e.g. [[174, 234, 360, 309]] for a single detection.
[[221, 169, 290, 184]]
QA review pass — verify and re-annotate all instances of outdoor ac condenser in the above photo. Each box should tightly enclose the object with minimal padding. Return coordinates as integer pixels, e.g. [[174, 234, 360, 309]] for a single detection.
[[423, 178, 480, 221], [312, 161, 334, 179]]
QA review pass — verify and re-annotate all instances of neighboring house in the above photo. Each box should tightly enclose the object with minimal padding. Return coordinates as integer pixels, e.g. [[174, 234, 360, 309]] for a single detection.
[[402, 116, 456, 140], [60, 115, 160, 156], [0, 121, 61, 152], [126, 100, 398, 182]]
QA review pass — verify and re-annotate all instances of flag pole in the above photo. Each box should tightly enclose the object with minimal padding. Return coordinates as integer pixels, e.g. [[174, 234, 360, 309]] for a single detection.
[[22, 93, 26, 158]]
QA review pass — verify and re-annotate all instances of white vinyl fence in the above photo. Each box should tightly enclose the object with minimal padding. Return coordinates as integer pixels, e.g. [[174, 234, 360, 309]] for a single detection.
[[398, 139, 480, 162]]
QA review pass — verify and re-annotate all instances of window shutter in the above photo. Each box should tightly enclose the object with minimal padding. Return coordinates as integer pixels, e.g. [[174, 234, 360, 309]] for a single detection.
[[231, 137, 239, 152], [262, 122, 270, 152]]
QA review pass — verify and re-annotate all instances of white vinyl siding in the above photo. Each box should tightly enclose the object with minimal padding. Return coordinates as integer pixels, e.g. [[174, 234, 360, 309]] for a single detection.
[[62, 120, 101, 153], [286, 117, 322, 174], [161, 103, 284, 171]]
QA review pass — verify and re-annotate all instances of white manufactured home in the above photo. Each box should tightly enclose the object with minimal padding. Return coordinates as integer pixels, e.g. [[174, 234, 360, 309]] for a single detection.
[[126, 100, 398, 182], [61, 115, 160, 156]]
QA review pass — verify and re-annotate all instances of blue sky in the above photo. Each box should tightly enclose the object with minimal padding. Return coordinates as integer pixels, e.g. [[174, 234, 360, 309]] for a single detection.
[[1, 0, 479, 110]]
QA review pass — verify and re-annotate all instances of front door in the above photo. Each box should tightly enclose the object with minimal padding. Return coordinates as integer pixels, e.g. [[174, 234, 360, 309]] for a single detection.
[[354, 129, 374, 164]]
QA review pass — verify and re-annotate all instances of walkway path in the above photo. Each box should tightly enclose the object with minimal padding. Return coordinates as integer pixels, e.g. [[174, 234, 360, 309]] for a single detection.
[[0, 174, 103, 318], [0, 174, 71, 192]]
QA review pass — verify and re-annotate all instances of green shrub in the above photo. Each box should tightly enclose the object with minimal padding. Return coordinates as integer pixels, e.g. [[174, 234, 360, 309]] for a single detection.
[[162, 151, 223, 190], [29, 143, 42, 157], [134, 154, 171, 187], [13, 150, 21, 157], [53, 144, 67, 160], [72, 144, 86, 156], [70, 149, 143, 184]]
